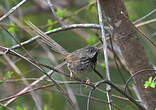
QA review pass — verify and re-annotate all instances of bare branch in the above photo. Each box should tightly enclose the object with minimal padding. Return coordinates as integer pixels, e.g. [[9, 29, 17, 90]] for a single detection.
[[134, 9, 156, 24], [0, 46, 75, 108], [0, 0, 27, 21], [10, 24, 105, 49], [135, 18, 156, 27], [97, 0, 112, 110]]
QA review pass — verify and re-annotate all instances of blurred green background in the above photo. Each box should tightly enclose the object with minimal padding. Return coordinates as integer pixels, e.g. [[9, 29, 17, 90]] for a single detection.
[[0, 0, 156, 110]]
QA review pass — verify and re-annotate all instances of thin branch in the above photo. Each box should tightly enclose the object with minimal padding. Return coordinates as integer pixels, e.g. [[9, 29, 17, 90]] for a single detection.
[[46, 0, 62, 24], [0, 45, 146, 110], [96, 0, 112, 110], [10, 24, 105, 49], [124, 69, 156, 92], [135, 18, 156, 27], [93, 79, 147, 110], [0, 81, 88, 103], [0, 46, 75, 108], [3, 55, 42, 110], [134, 9, 156, 24], [8, 20, 156, 50], [87, 88, 95, 110], [2, 78, 38, 83], [0, 0, 27, 21]]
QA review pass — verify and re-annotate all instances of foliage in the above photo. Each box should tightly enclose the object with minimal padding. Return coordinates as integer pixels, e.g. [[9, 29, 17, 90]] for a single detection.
[[5, 71, 14, 78], [86, 35, 98, 45], [144, 77, 156, 88], [7, 23, 18, 33], [0, 0, 156, 110], [56, 9, 67, 18], [47, 19, 56, 31]]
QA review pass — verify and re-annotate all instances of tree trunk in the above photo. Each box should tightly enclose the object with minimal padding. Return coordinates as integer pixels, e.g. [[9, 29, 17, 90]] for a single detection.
[[98, 0, 156, 110]]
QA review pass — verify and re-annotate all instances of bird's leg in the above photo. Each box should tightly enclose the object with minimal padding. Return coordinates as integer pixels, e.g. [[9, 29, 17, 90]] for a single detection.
[[85, 77, 91, 88], [86, 77, 91, 84], [69, 71, 74, 79], [67, 63, 74, 79]]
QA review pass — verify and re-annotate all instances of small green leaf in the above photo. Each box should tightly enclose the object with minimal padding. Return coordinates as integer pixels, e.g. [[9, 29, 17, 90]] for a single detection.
[[150, 82, 156, 88], [148, 77, 153, 83], [56, 9, 67, 18], [47, 26, 53, 31], [144, 81, 150, 88], [47, 19, 57, 31], [7, 24, 17, 33], [5, 71, 14, 78], [48, 19, 54, 24], [86, 35, 98, 45], [144, 77, 156, 88]]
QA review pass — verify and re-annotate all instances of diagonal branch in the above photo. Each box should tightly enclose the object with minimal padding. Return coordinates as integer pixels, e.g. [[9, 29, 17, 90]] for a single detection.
[[10, 24, 105, 49], [0, 0, 27, 21], [96, 0, 112, 110]]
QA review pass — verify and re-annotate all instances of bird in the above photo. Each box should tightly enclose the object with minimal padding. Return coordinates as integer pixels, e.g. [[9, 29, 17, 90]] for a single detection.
[[26, 21, 104, 79]]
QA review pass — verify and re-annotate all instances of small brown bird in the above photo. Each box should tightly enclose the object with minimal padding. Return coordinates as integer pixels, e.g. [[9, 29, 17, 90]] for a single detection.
[[64, 46, 100, 78], [26, 21, 103, 79]]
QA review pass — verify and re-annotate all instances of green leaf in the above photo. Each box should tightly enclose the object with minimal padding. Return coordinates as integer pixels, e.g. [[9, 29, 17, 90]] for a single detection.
[[47, 26, 53, 31], [86, 35, 98, 45], [56, 9, 67, 18], [7, 24, 17, 33], [47, 19, 54, 25], [47, 19, 57, 31], [148, 77, 153, 83], [5, 71, 14, 78], [150, 82, 156, 88], [144, 77, 156, 88], [144, 81, 150, 88]]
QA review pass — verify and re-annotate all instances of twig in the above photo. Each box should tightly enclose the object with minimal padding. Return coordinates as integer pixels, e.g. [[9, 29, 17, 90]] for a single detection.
[[0, 0, 27, 21], [0, 45, 146, 110], [96, 0, 112, 110], [2, 78, 38, 83], [124, 69, 156, 92], [93, 79, 146, 110], [10, 24, 106, 49], [46, 0, 62, 24], [0, 81, 89, 103], [0, 46, 75, 108], [87, 88, 95, 110], [3, 55, 42, 110], [135, 18, 156, 27], [134, 9, 156, 24]]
